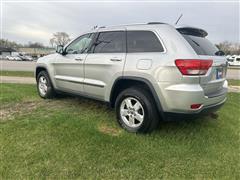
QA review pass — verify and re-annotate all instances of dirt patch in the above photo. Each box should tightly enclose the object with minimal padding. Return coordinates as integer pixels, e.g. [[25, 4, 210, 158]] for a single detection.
[[0, 76, 36, 84], [228, 85, 240, 93], [0, 101, 42, 121], [0, 98, 77, 122], [98, 123, 122, 137]]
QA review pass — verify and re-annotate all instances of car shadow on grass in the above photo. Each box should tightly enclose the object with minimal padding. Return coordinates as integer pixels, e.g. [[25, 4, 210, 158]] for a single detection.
[[54, 94, 219, 137]]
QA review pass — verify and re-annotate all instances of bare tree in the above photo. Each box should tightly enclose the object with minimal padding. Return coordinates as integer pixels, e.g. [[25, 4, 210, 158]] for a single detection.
[[49, 38, 55, 48], [216, 41, 232, 55], [216, 41, 240, 55], [49, 32, 71, 47]]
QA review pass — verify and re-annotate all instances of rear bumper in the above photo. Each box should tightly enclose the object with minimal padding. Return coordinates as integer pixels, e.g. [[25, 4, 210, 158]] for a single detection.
[[157, 80, 228, 115], [164, 97, 226, 121]]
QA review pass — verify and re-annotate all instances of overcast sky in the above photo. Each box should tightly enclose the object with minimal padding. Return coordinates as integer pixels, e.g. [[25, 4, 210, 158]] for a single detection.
[[1, 1, 239, 46]]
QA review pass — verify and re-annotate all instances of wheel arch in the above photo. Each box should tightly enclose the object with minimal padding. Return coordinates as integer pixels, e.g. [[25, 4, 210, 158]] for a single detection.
[[110, 76, 165, 120], [35, 66, 48, 80], [35, 65, 56, 89]]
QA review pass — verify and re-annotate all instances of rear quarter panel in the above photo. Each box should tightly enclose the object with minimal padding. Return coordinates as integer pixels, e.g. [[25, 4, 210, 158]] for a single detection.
[[123, 25, 200, 111]]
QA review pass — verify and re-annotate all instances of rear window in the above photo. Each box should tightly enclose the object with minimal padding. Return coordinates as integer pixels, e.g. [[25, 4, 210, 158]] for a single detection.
[[182, 35, 218, 56], [127, 31, 164, 53]]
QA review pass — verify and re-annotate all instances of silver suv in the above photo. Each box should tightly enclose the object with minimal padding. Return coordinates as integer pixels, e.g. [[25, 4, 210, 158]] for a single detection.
[[36, 23, 228, 133]]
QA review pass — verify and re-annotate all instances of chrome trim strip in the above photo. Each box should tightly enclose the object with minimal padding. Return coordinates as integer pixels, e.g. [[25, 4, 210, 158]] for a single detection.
[[84, 78, 106, 88], [55, 75, 105, 88], [55, 75, 84, 83], [84, 82, 105, 88]]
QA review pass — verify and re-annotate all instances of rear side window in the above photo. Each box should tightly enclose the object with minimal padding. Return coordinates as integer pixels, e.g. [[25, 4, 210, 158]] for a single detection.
[[182, 35, 218, 56], [93, 31, 125, 53], [127, 31, 164, 53]]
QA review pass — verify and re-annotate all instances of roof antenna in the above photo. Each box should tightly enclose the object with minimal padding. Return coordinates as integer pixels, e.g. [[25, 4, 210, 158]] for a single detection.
[[175, 14, 183, 25]]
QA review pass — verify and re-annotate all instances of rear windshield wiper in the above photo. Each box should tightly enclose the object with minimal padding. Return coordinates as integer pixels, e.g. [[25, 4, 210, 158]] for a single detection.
[[191, 39, 200, 47]]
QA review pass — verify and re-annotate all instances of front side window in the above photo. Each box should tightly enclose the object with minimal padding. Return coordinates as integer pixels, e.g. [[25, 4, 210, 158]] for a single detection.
[[93, 31, 125, 53], [66, 33, 94, 54], [127, 31, 164, 53]]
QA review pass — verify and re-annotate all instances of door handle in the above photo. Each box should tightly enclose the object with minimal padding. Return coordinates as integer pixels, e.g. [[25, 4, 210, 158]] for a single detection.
[[75, 57, 84, 61], [110, 58, 122, 62]]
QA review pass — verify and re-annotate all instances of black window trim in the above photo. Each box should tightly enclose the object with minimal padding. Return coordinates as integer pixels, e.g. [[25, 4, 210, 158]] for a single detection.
[[90, 30, 127, 54], [126, 30, 166, 53]]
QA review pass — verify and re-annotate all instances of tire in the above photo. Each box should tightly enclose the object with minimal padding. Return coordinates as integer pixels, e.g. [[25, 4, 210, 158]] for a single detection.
[[37, 71, 56, 99], [115, 87, 159, 133]]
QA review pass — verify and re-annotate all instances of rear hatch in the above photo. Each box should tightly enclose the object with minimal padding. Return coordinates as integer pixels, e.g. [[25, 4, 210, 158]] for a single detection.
[[177, 27, 227, 97]]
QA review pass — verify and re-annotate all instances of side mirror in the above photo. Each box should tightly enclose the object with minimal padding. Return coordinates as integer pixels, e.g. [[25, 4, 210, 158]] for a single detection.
[[56, 45, 64, 54]]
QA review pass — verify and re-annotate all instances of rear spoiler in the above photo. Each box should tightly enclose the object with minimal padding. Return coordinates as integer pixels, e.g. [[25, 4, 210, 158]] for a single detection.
[[176, 26, 208, 37]]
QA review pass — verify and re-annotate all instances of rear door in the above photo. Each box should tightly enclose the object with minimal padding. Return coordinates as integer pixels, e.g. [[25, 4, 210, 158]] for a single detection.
[[182, 34, 227, 96], [84, 30, 126, 100]]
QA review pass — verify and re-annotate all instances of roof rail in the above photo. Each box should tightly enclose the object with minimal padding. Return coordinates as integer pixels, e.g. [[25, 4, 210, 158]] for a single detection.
[[147, 22, 166, 25], [96, 23, 147, 29], [95, 22, 167, 30]]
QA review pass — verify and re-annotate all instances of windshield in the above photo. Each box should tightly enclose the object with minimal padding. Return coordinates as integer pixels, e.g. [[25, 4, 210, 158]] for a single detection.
[[182, 34, 219, 56]]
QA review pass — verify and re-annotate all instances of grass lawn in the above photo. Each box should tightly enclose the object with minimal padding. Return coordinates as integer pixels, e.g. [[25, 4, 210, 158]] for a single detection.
[[228, 79, 240, 86], [0, 71, 34, 77], [0, 84, 240, 179]]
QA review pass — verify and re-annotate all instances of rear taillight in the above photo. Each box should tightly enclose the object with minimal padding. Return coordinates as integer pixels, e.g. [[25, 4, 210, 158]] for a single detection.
[[175, 59, 213, 75]]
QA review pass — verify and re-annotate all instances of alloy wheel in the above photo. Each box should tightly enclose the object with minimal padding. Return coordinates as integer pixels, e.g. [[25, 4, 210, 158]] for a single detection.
[[120, 97, 145, 128]]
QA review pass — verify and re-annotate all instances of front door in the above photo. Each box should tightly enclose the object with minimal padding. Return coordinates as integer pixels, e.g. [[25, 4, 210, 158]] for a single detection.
[[53, 33, 94, 94]]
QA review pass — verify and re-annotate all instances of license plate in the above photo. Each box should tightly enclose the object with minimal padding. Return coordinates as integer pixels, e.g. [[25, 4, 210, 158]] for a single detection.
[[216, 68, 223, 79]]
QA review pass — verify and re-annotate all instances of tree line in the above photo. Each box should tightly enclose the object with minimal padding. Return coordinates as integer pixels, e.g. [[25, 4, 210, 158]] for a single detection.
[[0, 32, 239, 55], [0, 39, 47, 49], [0, 32, 71, 49], [215, 41, 240, 55]]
